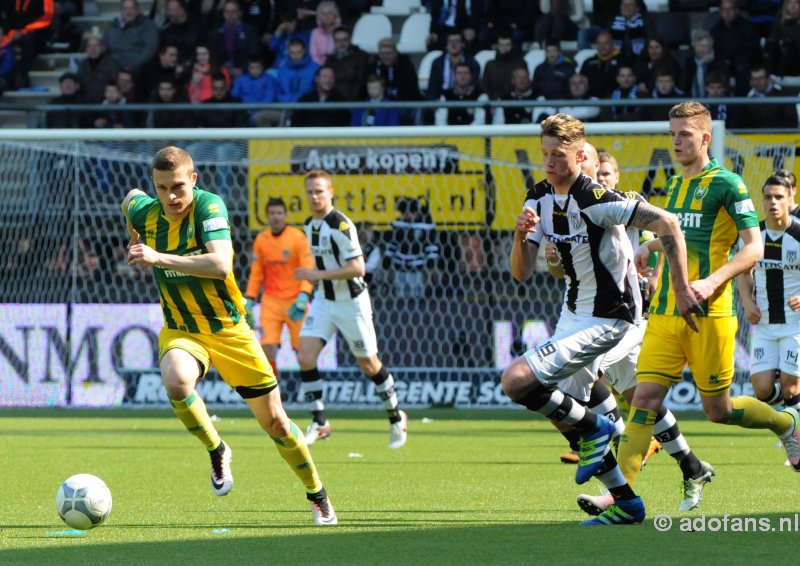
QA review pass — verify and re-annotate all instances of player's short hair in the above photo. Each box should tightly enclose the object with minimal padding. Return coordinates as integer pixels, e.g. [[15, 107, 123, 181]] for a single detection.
[[367, 74, 384, 86], [540, 113, 585, 147], [152, 146, 194, 173], [762, 174, 793, 193], [305, 169, 332, 185], [773, 168, 797, 188], [598, 151, 619, 172], [668, 101, 712, 133], [266, 197, 287, 210]]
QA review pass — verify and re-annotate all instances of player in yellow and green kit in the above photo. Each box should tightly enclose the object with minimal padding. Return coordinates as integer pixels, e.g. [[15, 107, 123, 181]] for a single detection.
[[616, 102, 800, 513], [121, 146, 337, 525]]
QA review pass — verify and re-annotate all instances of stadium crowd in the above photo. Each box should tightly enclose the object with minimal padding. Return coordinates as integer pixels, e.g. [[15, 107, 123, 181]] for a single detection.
[[1, 0, 798, 129]]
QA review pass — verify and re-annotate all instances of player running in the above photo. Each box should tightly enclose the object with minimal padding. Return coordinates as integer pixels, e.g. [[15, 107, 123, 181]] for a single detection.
[[295, 169, 408, 449], [505, 113, 700, 525], [121, 146, 337, 525], [616, 102, 800, 496]]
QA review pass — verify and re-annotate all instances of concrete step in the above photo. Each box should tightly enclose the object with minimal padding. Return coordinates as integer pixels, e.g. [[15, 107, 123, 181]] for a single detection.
[[71, 15, 115, 35], [0, 109, 37, 128], [2, 89, 56, 105], [33, 52, 85, 71], [29, 70, 64, 91]]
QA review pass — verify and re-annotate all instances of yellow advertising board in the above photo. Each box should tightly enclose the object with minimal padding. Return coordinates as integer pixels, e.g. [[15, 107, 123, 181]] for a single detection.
[[248, 133, 795, 231], [248, 137, 488, 230]]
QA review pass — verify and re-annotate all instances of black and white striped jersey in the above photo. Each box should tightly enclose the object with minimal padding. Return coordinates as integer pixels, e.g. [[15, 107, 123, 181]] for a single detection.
[[523, 174, 642, 323], [754, 219, 800, 324], [304, 209, 368, 301]]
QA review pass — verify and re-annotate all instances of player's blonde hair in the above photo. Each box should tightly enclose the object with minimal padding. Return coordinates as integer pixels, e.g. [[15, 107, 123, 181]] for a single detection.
[[540, 113, 585, 147], [598, 151, 619, 172], [305, 169, 333, 185], [668, 101, 712, 133], [152, 146, 194, 172]]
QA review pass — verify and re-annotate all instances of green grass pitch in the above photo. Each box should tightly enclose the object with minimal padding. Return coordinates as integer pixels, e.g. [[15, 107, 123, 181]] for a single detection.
[[2, 408, 798, 565]]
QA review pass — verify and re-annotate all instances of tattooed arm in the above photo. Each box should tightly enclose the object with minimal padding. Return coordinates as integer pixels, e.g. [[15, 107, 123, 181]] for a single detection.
[[629, 202, 703, 330]]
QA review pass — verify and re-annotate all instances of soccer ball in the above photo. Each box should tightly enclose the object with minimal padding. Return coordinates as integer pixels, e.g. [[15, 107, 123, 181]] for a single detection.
[[55, 474, 112, 530]]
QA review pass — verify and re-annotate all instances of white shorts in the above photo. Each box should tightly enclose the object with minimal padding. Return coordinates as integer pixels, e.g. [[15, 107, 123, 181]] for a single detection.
[[751, 323, 800, 376], [599, 320, 646, 394], [300, 292, 379, 358], [523, 310, 635, 402]]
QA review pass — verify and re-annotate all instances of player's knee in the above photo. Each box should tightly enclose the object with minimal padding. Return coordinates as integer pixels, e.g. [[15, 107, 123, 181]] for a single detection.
[[161, 373, 195, 400], [296, 349, 317, 369], [501, 363, 531, 402]]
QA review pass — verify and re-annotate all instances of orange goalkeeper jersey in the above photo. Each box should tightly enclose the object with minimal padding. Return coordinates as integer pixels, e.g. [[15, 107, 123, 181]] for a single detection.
[[245, 226, 313, 300]]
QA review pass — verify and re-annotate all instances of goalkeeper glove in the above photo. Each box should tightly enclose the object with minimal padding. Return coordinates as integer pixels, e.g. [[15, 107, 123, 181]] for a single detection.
[[288, 292, 310, 321], [244, 297, 256, 328]]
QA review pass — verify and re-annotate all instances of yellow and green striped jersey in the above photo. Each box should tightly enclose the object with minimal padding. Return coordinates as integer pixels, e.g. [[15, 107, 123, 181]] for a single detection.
[[650, 158, 759, 317], [128, 187, 245, 334]]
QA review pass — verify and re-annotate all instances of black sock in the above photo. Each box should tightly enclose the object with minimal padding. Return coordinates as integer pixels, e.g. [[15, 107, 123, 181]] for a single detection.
[[678, 451, 703, 480]]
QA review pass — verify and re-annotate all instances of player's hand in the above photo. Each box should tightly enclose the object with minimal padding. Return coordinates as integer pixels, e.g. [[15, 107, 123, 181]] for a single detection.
[[634, 245, 653, 277], [689, 278, 716, 302], [127, 243, 160, 267], [645, 274, 659, 300], [288, 292, 310, 321], [788, 295, 800, 312], [744, 303, 761, 325], [515, 207, 539, 236], [544, 243, 560, 265], [244, 297, 256, 328], [674, 287, 703, 332], [295, 268, 321, 282]]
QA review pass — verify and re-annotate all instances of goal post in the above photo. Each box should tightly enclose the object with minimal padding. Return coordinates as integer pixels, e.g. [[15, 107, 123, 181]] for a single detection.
[[0, 122, 792, 409]]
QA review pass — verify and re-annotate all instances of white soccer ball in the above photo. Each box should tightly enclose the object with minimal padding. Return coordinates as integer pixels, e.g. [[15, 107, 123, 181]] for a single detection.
[[55, 474, 112, 530]]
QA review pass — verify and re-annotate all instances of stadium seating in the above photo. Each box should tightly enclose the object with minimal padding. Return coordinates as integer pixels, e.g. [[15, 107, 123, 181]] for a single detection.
[[397, 12, 431, 54], [573, 48, 596, 70], [417, 50, 442, 93], [352, 14, 393, 54], [370, 0, 424, 16], [654, 11, 692, 48], [474, 50, 496, 74], [524, 50, 546, 76]]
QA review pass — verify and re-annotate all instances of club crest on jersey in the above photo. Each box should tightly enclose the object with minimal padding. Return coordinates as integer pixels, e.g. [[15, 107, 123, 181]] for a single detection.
[[694, 186, 707, 201], [186, 223, 194, 239], [569, 210, 582, 230], [592, 187, 606, 200], [283, 249, 290, 259], [788, 251, 797, 263], [321, 236, 330, 247], [338, 221, 349, 232]]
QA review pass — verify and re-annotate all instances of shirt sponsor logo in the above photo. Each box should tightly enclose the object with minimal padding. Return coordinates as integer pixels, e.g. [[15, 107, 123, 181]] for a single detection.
[[676, 211, 702, 229], [734, 199, 755, 214], [592, 187, 606, 200], [203, 217, 228, 232], [339, 221, 349, 232]]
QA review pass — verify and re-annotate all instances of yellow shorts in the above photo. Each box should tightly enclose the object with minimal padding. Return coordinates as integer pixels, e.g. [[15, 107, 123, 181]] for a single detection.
[[260, 295, 303, 349], [637, 314, 736, 396], [159, 321, 277, 394]]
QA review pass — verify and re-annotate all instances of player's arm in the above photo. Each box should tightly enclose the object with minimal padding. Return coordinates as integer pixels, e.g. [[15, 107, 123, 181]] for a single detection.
[[735, 266, 761, 324], [691, 226, 762, 302], [510, 206, 540, 283], [629, 202, 703, 329], [295, 234, 315, 295], [120, 188, 147, 247], [244, 235, 264, 300], [296, 255, 365, 281], [128, 238, 233, 280]]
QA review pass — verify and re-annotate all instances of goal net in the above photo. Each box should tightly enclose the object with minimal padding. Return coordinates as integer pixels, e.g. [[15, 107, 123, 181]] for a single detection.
[[0, 124, 793, 409]]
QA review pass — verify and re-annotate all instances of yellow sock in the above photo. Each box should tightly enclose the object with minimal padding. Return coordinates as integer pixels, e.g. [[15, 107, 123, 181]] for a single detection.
[[617, 407, 657, 485], [170, 391, 221, 450], [615, 392, 631, 421], [729, 396, 793, 435], [272, 421, 322, 493]]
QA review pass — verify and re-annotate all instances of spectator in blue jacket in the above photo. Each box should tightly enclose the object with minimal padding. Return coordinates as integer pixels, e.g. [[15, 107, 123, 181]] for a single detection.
[[232, 56, 278, 126], [268, 10, 310, 71], [275, 38, 319, 102], [351, 75, 400, 127], [531, 39, 576, 99]]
